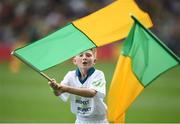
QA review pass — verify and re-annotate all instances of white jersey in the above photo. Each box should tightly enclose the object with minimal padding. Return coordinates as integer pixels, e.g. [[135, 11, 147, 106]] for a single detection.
[[59, 69, 107, 119]]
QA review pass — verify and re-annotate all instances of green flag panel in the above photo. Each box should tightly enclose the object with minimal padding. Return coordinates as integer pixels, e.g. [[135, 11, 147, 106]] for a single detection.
[[14, 24, 96, 71], [122, 20, 180, 87]]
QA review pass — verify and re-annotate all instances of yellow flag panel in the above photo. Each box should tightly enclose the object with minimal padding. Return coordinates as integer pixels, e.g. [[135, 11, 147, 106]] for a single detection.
[[73, 0, 152, 46], [107, 56, 144, 122]]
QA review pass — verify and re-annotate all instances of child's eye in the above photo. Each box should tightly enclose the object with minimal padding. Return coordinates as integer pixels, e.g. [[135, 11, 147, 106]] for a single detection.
[[86, 53, 92, 57], [79, 54, 83, 57]]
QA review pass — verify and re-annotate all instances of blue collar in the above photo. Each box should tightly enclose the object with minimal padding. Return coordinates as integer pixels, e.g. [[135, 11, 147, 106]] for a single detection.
[[75, 67, 95, 84]]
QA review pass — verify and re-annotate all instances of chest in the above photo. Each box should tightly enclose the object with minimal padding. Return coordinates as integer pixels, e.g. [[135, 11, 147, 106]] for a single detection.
[[70, 75, 93, 88]]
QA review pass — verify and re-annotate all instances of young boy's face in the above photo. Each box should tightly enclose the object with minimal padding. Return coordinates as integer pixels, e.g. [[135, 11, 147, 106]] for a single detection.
[[73, 50, 96, 70]]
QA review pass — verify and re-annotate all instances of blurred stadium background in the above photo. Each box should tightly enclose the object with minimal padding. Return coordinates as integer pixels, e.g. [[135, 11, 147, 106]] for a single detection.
[[0, 0, 180, 123]]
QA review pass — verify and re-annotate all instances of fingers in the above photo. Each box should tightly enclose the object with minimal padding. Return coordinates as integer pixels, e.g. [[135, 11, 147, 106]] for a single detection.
[[53, 83, 59, 90], [48, 79, 56, 84], [48, 79, 60, 90]]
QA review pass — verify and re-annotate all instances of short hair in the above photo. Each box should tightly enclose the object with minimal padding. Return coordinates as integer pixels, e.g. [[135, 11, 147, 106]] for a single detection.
[[73, 48, 97, 59]]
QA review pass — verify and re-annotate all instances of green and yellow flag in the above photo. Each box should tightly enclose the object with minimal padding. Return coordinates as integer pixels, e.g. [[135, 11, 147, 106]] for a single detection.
[[12, 0, 152, 72], [107, 16, 180, 123]]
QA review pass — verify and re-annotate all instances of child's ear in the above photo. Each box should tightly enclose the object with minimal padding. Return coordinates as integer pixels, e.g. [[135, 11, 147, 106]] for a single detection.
[[72, 57, 77, 65], [93, 59, 96, 64]]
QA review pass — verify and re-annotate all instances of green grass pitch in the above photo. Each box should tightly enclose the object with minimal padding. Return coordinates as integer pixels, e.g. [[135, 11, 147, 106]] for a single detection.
[[0, 61, 180, 123]]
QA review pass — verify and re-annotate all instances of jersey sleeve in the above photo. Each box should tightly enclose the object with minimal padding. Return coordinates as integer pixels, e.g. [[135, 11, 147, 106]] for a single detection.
[[59, 71, 71, 102], [90, 71, 106, 98]]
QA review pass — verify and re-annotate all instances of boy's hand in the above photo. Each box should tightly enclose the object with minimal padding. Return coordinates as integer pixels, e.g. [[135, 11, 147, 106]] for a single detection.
[[48, 80, 68, 96], [53, 84, 66, 96], [48, 79, 60, 90]]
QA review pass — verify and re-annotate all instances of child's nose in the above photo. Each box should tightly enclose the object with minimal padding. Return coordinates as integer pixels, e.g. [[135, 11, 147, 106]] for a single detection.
[[82, 55, 87, 59]]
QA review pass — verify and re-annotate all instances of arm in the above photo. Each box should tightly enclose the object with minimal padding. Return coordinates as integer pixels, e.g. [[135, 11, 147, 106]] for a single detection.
[[48, 80, 96, 97], [59, 85, 97, 98]]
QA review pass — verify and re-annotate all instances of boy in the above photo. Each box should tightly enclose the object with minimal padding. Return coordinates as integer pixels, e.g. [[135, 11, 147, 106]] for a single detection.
[[49, 49, 108, 123]]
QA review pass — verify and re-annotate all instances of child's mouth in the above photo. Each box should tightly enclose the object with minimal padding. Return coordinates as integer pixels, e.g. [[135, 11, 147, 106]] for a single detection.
[[82, 62, 87, 65]]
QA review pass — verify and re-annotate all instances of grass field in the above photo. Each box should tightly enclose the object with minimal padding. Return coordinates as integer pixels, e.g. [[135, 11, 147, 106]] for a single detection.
[[0, 61, 180, 123]]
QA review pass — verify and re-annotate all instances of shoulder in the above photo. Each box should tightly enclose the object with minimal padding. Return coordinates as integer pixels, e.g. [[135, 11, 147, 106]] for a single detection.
[[65, 70, 76, 77], [92, 69, 105, 79], [61, 70, 76, 84], [66, 70, 76, 75], [94, 69, 105, 76]]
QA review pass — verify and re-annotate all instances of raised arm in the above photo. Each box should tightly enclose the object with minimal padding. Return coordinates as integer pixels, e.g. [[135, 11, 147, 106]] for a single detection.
[[48, 80, 97, 97], [59, 84, 97, 97]]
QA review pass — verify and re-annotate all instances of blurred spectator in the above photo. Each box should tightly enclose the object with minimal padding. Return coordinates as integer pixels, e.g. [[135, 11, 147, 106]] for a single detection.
[[0, 0, 179, 63]]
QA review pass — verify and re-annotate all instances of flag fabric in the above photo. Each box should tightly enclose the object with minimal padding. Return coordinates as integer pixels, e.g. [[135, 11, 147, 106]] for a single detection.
[[12, 0, 152, 72], [73, 0, 152, 46], [107, 16, 180, 123]]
